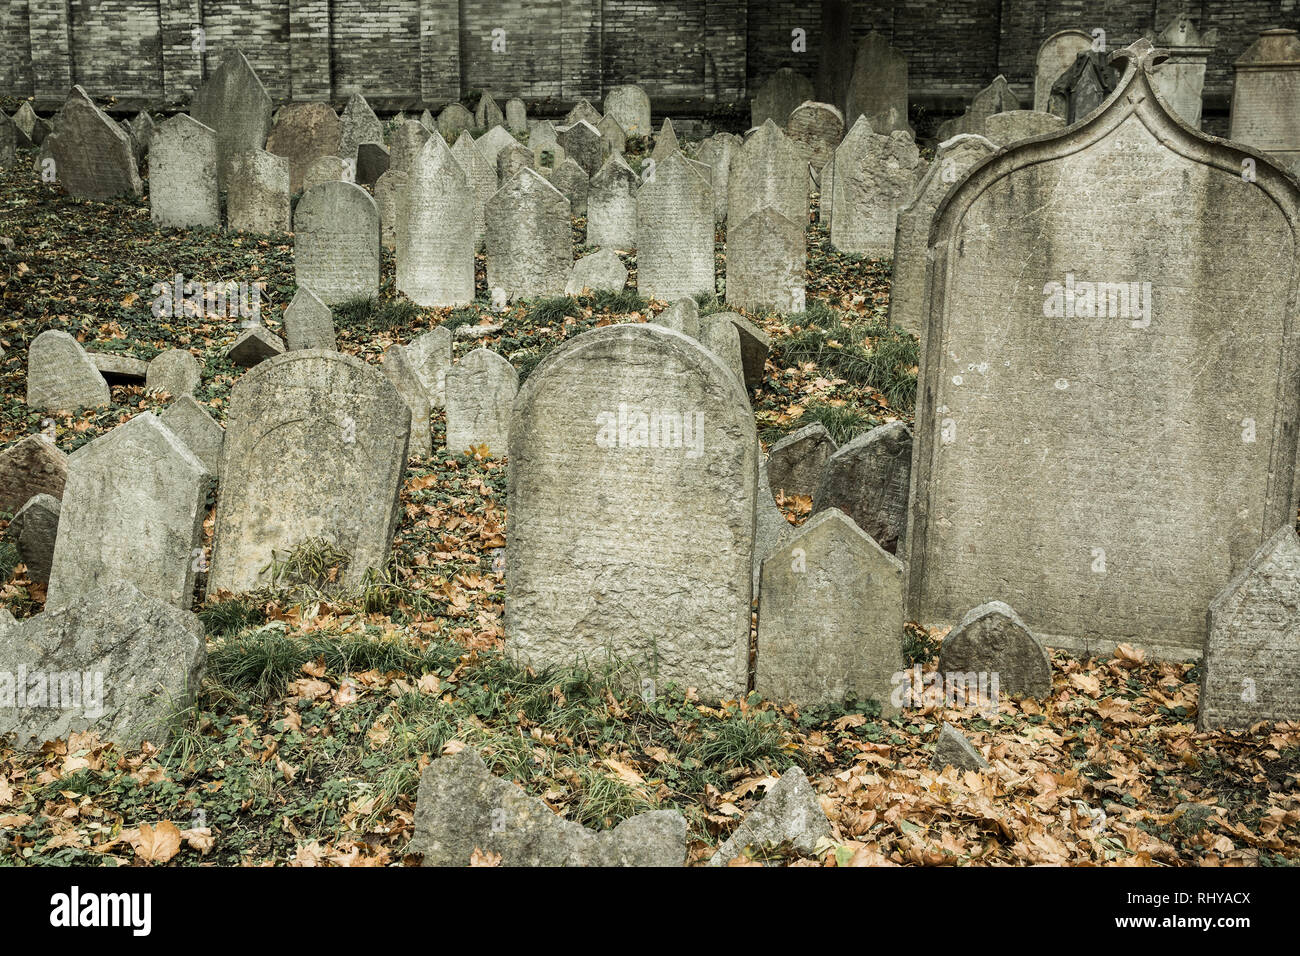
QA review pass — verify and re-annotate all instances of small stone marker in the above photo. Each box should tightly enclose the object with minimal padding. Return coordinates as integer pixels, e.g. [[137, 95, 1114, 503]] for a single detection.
[[752, 68, 814, 128], [982, 110, 1065, 147], [655, 298, 700, 339], [932, 723, 988, 771], [293, 181, 380, 305], [636, 152, 713, 301], [485, 168, 571, 301], [706, 767, 831, 866], [565, 249, 627, 295], [265, 102, 342, 194], [226, 149, 291, 233], [812, 421, 911, 554], [145, 348, 201, 397], [27, 330, 110, 412], [603, 85, 651, 136], [505, 98, 528, 134], [937, 601, 1052, 699], [767, 422, 836, 499], [587, 153, 638, 249], [445, 348, 518, 456], [149, 114, 219, 228], [651, 117, 679, 162], [89, 353, 148, 385], [397, 134, 475, 307], [283, 286, 336, 351], [159, 395, 224, 477], [190, 48, 274, 187], [725, 206, 805, 314], [47, 86, 142, 200], [9, 493, 60, 584], [0, 436, 67, 516], [225, 324, 286, 367]]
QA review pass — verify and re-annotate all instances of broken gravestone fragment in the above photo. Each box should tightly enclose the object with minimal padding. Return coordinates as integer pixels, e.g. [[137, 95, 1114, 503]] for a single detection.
[[707, 766, 832, 866]]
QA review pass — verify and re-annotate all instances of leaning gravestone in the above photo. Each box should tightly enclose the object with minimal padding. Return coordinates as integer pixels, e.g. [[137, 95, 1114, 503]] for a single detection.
[[437, 103, 473, 144], [587, 153, 638, 250], [507, 324, 756, 700], [266, 103, 342, 194], [283, 286, 336, 351], [845, 33, 909, 133], [550, 157, 590, 217], [728, 119, 807, 229], [406, 327, 453, 408], [1034, 29, 1094, 112], [604, 85, 652, 137], [1230, 28, 1300, 177], [339, 92, 384, 163], [382, 344, 432, 457], [982, 110, 1065, 147], [907, 40, 1300, 660], [651, 118, 679, 162], [485, 168, 571, 301], [47, 86, 142, 200], [27, 330, 110, 412], [476, 92, 505, 129], [293, 181, 379, 305], [767, 422, 836, 500], [159, 395, 224, 477], [0, 583, 205, 751], [374, 169, 407, 251], [14, 102, 48, 147], [497, 142, 534, 184], [636, 152, 713, 301], [813, 421, 911, 554], [698, 317, 745, 384], [45, 413, 211, 610], [226, 149, 291, 233], [445, 348, 518, 456], [557, 120, 607, 177], [451, 132, 496, 247], [829, 117, 922, 257], [388, 120, 431, 173], [9, 493, 59, 584], [936, 601, 1053, 699], [397, 135, 474, 307], [0, 436, 67, 516], [889, 134, 997, 335], [1199, 525, 1300, 730], [148, 114, 219, 228], [725, 207, 805, 314], [752, 69, 814, 129], [207, 351, 411, 595], [145, 348, 201, 397], [757, 508, 904, 711], [356, 142, 390, 187], [787, 101, 845, 182], [190, 48, 274, 187]]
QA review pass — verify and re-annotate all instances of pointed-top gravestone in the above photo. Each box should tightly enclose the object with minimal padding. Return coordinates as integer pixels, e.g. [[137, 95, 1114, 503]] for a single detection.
[[587, 153, 638, 250], [530, 120, 559, 148], [597, 112, 627, 154], [339, 92, 384, 163], [485, 168, 571, 301], [47, 86, 142, 200], [475, 92, 504, 130], [397, 134, 474, 307], [437, 103, 473, 144], [549, 157, 589, 217], [907, 39, 1300, 660], [766, 422, 836, 500], [10, 493, 59, 584], [728, 119, 806, 230], [226, 325, 285, 367], [446, 348, 518, 456], [149, 114, 219, 228], [476, 125, 518, 178], [725, 206, 805, 314], [1199, 525, 1300, 730], [845, 33, 909, 133], [190, 48, 273, 188], [27, 330, 110, 412], [752, 69, 814, 129], [0, 436, 67, 516], [283, 285, 336, 351], [813, 420, 911, 554], [696, 132, 741, 222], [497, 141, 534, 183], [757, 508, 904, 710], [829, 116, 922, 257], [129, 111, 155, 157], [46, 412, 211, 610], [420, 109, 435, 132], [932, 724, 988, 771], [227, 148, 290, 234], [505, 98, 528, 134], [506, 324, 756, 700], [1034, 30, 1093, 112], [705, 766, 831, 866], [207, 351, 411, 596], [636, 152, 713, 302], [159, 395, 224, 477], [266, 103, 342, 194], [388, 120, 432, 173], [293, 181, 379, 305], [937, 601, 1052, 699], [651, 117, 679, 162], [557, 119, 607, 177], [603, 85, 651, 137], [14, 102, 49, 147], [936, 75, 1019, 140], [452, 131, 495, 247]]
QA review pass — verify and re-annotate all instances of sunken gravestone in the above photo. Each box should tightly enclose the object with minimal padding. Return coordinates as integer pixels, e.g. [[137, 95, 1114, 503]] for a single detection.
[[936, 601, 1053, 699]]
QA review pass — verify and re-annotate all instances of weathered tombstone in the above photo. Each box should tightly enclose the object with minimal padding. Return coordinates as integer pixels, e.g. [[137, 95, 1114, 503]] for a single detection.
[[1049, 50, 1120, 124], [0, 436, 67, 516], [767, 423, 836, 500], [530, 120, 559, 148], [937, 601, 1052, 699], [45, 413, 211, 609], [452, 132, 496, 247], [696, 132, 741, 222], [374, 168, 408, 251], [754, 458, 796, 589], [129, 110, 155, 158], [475, 124, 518, 176], [485, 168, 571, 301], [145, 348, 200, 397], [550, 157, 590, 217], [406, 327, 453, 408], [89, 353, 148, 386], [418, 109, 433, 132], [1231, 29, 1300, 176], [339, 92, 384, 163], [437, 103, 473, 144], [190, 48, 273, 188], [533, 140, 566, 173], [46, 86, 142, 200], [936, 75, 1018, 140], [27, 330, 110, 412], [636, 152, 713, 302], [889, 134, 997, 335], [655, 298, 700, 339], [0, 583, 205, 751], [355, 142, 390, 187], [9, 493, 59, 583], [1034, 29, 1092, 111], [698, 317, 745, 384], [829, 117, 921, 257], [564, 98, 602, 128], [388, 120, 431, 173], [149, 114, 219, 228], [207, 351, 410, 595], [302, 154, 347, 192], [445, 348, 518, 456], [651, 117, 679, 162], [786, 101, 844, 184], [13, 102, 49, 147], [475, 92, 505, 130], [382, 344, 432, 457], [587, 153, 638, 250], [226, 149, 290, 234], [716, 312, 771, 390], [813, 421, 911, 553], [566, 249, 627, 295], [908, 40, 1300, 660], [597, 112, 627, 154], [119, 118, 144, 167], [1147, 14, 1216, 130], [265, 103, 342, 194], [159, 395, 224, 476], [725, 207, 805, 314], [1199, 525, 1300, 730], [982, 110, 1065, 147], [283, 286, 336, 351], [752, 69, 814, 129], [557, 120, 607, 177], [603, 85, 651, 137], [225, 325, 286, 367], [932, 724, 988, 771], [397, 135, 475, 308], [756, 508, 903, 710], [497, 141, 534, 182], [705, 766, 832, 866], [845, 33, 909, 133], [505, 98, 528, 134], [507, 324, 756, 699], [293, 181, 380, 305], [728, 119, 807, 230]]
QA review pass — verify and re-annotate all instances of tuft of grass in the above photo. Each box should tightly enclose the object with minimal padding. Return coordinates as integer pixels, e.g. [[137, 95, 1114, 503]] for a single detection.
[[198, 597, 267, 637], [776, 309, 918, 410], [903, 622, 940, 667], [799, 403, 878, 446], [266, 537, 352, 597], [586, 288, 646, 313], [333, 296, 423, 332], [527, 295, 581, 325]]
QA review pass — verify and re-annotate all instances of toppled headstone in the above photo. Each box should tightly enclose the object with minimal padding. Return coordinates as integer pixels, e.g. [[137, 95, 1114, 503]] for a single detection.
[[26, 330, 111, 412], [225, 324, 286, 367], [766, 423, 836, 499], [707, 767, 831, 866], [937, 601, 1052, 699], [812, 421, 911, 553], [158, 395, 224, 477], [283, 286, 336, 351], [485, 168, 571, 301], [565, 249, 627, 295], [0, 436, 67, 516], [145, 348, 201, 397], [88, 353, 147, 385], [293, 181, 379, 304], [932, 723, 988, 771], [445, 348, 518, 456], [9, 493, 60, 584]]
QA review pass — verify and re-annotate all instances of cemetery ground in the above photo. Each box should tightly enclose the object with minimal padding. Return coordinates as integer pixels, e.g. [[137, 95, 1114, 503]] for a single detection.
[[1, 139, 1298, 869]]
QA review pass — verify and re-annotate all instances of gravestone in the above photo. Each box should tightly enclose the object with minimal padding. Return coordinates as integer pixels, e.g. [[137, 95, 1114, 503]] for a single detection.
[[27, 330, 110, 412], [119, 118, 143, 167], [144, 114, 215, 224], [129, 110, 155, 157], [397, 134, 475, 307], [717, 312, 771, 389], [1149, 14, 1216, 129], [190, 48, 273, 188], [1049, 51, 1120, 124], [845, 33, 909, 133], [406, 327, 453, 408], [145, 348, 201, 397], [706, 766, 832, 866], [636, 153, 714, 301], [226, 325, 285, 367], [445, 348, 518, 456], [159, 395, 224, 476], [983, 110, 1065, 147], [564, 98, 602, 128], [725, 207, 805, 314], [597, 112, 627, 154], [47, 86, 142, 200], [907, 40, 1300, 660], [374, 169, 408, 251], [475, 125, 518, 174], [1231, 29, 1300, 176], [389, 120, 431, 173], [829, 117, 922, 257], [651, 118, 679, 162], [451, 132, 496, 247], [889, 134, 997, 335], [475, 92, 505, 130], [550, 157, 590, 217], [485, 168, 571, 301], [655, 298, 700, 339], [356, 142, 390, 187], [283, 286, 336, 351], [767, 423, 836, 500], [1034, 29, 1094, 112], [507, 324, 756, 700], [505, 98, 528, 134], [603, 85, 651, 137], [787, 101, 844, 182], [558, 120, 607, 177], [0, 436, 67, 516], [207, 351, 411, 595], [293, 181, 380, 304], [754, 458, 796, 590], [756, 508, 903, 711], [339, 92, 384, 162], [382, 344, 432, 457], [698, 317, 745, 384], [10, 492, 59, 584], [530, 120, 558, 148], [0, 112, 14, 167], [302, 155, 347, 192], [14, 102, 49, 147], [437, 103, 473, 144], [728, 119, 807, 229], [752, 69, 814, 128], [226, 149, 290, 233], [265, 103, 342, 194], [1199, 525, 1300, 730], [46, 413, 211, 610], [587, 154, 638, 250], [566, 249, 627, 295], [936, 75, 1018, 140], [813, 421, 911, 554], [937, 601, 1052, 698], [932, 724, 988, 771], [696, 132, 741, 222], [0, 583, 205, 752], [497, 141, 534, 182], [90, 353, 148, 385]]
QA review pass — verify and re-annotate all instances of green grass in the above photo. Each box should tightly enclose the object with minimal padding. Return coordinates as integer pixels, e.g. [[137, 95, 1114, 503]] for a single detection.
[[332, 295, 424, 332]]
